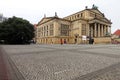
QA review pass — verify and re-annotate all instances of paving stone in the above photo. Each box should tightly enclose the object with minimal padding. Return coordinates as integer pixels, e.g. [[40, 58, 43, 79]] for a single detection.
[[1, 44, 120, 80]]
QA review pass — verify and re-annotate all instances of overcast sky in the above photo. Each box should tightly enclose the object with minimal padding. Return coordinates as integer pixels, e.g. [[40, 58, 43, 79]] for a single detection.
[[0, 0, 120, 33]]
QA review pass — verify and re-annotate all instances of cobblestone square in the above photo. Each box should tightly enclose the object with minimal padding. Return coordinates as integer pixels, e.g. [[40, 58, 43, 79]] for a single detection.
[[2, 44, 120, 80]]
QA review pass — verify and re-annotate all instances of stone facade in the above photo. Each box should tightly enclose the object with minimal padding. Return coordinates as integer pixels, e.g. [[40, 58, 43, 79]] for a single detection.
[[36, 5, 112, 44]]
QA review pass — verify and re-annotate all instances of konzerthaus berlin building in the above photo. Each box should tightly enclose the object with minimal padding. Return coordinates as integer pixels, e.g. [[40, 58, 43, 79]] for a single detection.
[[36, 5, 112, 44]]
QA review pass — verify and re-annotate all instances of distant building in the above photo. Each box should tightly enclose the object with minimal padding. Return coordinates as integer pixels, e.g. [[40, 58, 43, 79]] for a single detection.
[[36, 5, 112, 44], [112, 29, 120, 38], [0, 13, 7, 23], [111, 29, 120, 44], [0, 13, 3, 22]]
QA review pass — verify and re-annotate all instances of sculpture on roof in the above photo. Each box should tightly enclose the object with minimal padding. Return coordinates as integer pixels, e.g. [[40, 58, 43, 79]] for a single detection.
[[55, 12, 58, 17], [44, 14, 46, 18], [85, 6, 88, 9], [92, 4, 98, 9]]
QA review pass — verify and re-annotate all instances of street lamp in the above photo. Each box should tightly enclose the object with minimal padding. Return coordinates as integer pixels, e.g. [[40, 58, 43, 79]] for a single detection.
[[89, 29, 92, 44]]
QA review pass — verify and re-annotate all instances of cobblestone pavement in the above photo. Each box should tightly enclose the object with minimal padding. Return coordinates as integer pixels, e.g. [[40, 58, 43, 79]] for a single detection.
[[1, 44, 120, 80], [0, 47, 9, 80], [0, 46, 25, 80]]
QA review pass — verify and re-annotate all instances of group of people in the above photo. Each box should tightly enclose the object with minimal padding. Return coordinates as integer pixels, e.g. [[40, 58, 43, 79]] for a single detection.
[[60, 39, 67, 45]]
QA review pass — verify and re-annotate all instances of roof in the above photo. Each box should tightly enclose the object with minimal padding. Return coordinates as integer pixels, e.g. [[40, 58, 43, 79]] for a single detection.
[[113, 29, 120, 36], [63, 8, 104, 19], [37, 16, 71, 25], [37, 5, 112, 25]]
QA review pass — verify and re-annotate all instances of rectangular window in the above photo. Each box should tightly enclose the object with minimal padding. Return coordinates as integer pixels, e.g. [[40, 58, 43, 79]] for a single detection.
[[81, 13, 83, 17], [44, 26, 45, 31], [60, 24, 69, 36], [50, 24, 54, 36], [44, 32, 45, 36], [77, 14, 79, 18], [82, 24, 86, 35], [47, 31, 48, 36]]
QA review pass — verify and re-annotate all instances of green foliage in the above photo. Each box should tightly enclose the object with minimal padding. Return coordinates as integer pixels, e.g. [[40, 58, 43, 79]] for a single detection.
[[0, 16, 34, 44]]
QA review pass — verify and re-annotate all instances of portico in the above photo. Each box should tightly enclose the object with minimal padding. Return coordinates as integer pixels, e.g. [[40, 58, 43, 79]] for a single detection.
[[89, 21, 111, 38]]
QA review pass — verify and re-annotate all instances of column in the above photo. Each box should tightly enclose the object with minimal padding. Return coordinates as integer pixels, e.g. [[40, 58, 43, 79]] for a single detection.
[[91, 25, 93, 37], [109, 26, 111, 35], [89, 24, 93, 37], [89, 25, 92, 37], [94, 23, 97, 37], [87, 24, 90, 36], [98, 24, 100, 37], [106, 25, 109, 35], [101, 25, 103, 37], [89, 24, 91, 37], [104, 25, 107, 36]]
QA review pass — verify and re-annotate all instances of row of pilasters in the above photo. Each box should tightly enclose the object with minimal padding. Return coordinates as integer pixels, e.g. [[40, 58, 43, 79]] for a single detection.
[[89, 23, 111, 37]]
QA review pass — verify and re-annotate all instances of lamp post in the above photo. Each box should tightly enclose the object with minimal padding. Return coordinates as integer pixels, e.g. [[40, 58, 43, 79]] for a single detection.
[[89, 29, 92, 44]]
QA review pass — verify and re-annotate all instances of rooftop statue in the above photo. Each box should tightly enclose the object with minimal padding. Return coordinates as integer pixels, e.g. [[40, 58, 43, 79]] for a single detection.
[[92, 4, 98, 9]]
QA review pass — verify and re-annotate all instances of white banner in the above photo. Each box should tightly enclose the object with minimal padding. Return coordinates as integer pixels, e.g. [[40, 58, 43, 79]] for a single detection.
[[82, 35, 87, 40]]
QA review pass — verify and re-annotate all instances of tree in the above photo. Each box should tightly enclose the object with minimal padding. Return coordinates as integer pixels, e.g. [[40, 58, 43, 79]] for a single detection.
[[0, 16, 34, 44]]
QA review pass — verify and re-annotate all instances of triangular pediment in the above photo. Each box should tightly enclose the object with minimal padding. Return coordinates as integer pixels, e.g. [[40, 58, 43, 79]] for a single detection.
[[90, 9, 103, 15], [89, 17, 112, 24], [38, 17, 53, 25]]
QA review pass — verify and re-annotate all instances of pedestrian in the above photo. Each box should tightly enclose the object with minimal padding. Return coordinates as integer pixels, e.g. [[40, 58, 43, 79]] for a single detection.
[[75, 38, 77, 44], [64, 39, 67, 44], [60, 39, 63, 45], [92, 38, 94, 44]]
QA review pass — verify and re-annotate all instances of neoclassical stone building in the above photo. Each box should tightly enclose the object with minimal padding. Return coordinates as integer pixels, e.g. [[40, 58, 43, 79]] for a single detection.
[[36, 5, 112, 44]]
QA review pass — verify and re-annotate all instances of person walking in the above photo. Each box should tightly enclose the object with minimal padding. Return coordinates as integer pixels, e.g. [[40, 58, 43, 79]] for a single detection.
[[60, 39, 63, 45], [64, 39, 67, 44]]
